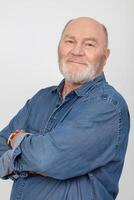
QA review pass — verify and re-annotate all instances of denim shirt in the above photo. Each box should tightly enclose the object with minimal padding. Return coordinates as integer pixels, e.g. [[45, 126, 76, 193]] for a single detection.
[[0, 73, 130, 200]]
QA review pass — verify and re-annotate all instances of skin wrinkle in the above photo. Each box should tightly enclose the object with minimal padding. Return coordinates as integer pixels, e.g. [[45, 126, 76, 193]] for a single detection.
[[61, 18, 109, 47], [58, 17, 110, 98]]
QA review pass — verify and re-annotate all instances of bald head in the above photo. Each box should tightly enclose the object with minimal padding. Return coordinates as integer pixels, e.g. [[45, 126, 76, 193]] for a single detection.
[[58, 17, 110, 84], [61, 17, 108, 47]]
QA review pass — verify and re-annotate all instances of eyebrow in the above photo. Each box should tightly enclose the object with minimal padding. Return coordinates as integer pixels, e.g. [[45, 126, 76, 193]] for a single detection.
[[63, 35, 75, 40], [63, 34, 98, 43]]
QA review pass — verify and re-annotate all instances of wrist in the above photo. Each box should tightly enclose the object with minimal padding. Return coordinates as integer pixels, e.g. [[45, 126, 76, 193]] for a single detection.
[[7, 130, 25, 147]]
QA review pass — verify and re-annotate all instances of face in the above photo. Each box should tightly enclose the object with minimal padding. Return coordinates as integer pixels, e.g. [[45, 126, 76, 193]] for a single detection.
[[58, 18, 110, 84]]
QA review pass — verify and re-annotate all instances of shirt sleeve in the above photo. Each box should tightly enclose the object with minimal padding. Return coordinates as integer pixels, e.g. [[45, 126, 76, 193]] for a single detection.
[[0, 89, 50, 180], [0, 133, 30, 179], [0, 99, 31, 180], [0, 150, 14, 179], [11, 99, 130, 180]]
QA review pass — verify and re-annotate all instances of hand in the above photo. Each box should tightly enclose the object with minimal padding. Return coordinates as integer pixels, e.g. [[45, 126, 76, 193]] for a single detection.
[[10, 131, 26, 149], [28, 171, 48, 177]]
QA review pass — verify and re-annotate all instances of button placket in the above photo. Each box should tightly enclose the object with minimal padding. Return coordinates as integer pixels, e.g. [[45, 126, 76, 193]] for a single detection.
[[43, 101, 66, 133], [43, 94, 78, 133]]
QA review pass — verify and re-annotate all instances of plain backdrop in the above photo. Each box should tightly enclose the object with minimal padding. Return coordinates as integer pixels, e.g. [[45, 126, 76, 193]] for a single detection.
[[0, 0, 133, 199]]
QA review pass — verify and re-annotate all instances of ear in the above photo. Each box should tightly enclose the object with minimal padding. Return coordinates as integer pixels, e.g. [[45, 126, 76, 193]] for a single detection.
[[106, 48, 110, 58], [105, 48, 110, 60], [103, 48, 110, 66], [58, 41, 61, 55]]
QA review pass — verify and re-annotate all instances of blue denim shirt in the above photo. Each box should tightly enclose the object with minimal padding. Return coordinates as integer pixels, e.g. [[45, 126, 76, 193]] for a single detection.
[[0, 73, 130, 200]]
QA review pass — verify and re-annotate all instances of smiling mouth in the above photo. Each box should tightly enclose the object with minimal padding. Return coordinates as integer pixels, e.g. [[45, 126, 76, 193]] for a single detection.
[[67, 60, 86, 65]]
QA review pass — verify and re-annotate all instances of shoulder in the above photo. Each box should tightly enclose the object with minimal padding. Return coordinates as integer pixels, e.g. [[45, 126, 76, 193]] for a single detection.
[[32, 85, 57, 98], [92, 81, 130, 133], [89, 80, 129, 113], [83, 80, 130, 128], [101, 82, 129, 113], [27, 85, 57, 106]]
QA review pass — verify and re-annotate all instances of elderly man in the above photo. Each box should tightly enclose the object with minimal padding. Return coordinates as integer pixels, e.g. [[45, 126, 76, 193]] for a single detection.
[[0, 17, 130, 200]]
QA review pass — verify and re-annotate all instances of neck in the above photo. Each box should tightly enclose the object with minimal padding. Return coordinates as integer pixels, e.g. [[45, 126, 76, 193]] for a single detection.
[[62, 80, 82, 98]]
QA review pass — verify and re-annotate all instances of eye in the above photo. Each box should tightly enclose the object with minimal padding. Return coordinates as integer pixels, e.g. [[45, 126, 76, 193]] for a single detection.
[[65, 40, 74, 44], [85, 43, 94, 47]]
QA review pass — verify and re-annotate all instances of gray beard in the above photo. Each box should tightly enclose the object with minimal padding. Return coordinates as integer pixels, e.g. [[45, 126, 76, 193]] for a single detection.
[[59, 60, 102, 84]]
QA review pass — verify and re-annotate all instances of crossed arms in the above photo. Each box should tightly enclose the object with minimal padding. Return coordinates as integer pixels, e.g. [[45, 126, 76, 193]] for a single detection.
[[0, 97, 129, 180]]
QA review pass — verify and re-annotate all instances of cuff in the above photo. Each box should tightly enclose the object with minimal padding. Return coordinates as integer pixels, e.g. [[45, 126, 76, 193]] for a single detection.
[[12, 133, 31, 149], [11, 133, 32, 178]]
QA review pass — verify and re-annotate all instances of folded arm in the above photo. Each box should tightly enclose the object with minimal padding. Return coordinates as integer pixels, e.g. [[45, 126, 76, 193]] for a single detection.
[[0, 99, 31, 179], [0, 128, 44, 179], [0, 132, 29, 179], [11, 99, 129, 180]]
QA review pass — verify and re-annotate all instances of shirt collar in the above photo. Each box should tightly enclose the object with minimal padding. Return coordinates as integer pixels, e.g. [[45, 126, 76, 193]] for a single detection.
[[51, 72, 106, 97]]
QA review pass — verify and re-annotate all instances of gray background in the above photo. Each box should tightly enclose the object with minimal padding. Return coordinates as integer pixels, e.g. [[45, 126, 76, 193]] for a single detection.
[[0, 0, 133, 199]]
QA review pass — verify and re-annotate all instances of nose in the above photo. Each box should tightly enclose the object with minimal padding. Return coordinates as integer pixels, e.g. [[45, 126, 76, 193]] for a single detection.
[[70, 43, 85, 56]]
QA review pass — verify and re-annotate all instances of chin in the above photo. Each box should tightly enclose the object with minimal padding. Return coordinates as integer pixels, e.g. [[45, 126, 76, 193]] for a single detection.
[[59, 59, 99, 83]]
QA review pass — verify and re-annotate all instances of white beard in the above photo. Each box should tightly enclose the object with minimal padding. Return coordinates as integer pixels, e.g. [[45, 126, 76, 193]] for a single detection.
[[59, 59, 101, 84]]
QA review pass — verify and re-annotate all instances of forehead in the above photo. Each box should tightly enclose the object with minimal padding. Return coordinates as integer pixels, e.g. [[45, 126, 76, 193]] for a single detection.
[[62, 19, 105, 43]]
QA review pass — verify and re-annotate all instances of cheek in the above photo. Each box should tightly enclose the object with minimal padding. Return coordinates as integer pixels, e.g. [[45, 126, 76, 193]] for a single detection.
[[86, 51, 104, 65], [86, 55, 97, 65], [59, 44, 72, 59]]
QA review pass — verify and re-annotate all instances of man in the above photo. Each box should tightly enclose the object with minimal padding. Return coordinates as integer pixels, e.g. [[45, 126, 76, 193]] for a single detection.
[[0, 17, 130, 200]]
